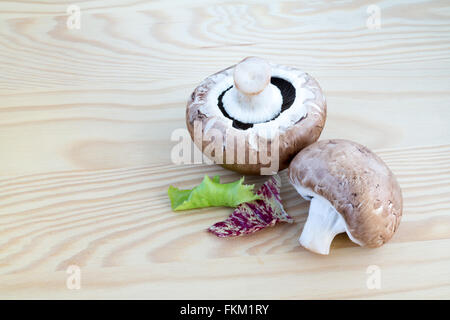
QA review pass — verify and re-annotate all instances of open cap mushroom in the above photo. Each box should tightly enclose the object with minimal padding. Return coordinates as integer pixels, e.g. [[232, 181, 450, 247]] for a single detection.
[[186, 57, 326, 175], [288, 139, 403, 255]]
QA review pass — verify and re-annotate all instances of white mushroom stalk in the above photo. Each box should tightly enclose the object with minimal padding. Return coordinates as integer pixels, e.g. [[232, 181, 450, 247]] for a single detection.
[[294, 185, 362, 255], [223, 57, 282, 124]]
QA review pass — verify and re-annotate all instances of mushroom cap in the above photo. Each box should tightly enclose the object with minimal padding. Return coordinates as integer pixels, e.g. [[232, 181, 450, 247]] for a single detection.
[[288, 139, 403, 247], [186, 61, 327, 175]]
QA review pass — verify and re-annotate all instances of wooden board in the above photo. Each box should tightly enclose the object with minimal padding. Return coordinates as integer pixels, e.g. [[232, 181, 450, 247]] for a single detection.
[[0, 0, 449, 299]]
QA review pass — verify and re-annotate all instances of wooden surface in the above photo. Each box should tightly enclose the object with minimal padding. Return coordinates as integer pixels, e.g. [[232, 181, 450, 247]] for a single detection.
[[0, 0, 449, 299]]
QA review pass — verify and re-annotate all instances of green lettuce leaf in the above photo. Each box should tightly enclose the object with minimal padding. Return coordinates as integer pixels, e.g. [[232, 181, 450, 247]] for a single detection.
[[168, 175, 260, 211]]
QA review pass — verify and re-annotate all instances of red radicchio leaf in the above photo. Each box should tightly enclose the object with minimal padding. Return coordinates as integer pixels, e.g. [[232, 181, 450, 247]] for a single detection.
[[208, 175, 293, 237]]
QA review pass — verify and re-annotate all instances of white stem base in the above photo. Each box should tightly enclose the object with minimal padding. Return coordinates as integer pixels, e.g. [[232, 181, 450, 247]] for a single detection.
[[222, 84, 282, 124], [299, 196, 346, 255], [293, 185, 364, 255]]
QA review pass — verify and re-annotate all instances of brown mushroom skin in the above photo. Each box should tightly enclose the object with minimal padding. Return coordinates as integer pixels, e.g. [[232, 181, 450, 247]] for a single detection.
[[289, 139, 403, 247], [186, 65, 326, 175]]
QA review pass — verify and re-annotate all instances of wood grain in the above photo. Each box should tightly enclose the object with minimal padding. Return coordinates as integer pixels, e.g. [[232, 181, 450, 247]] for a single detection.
[[0, 0, 449, 299]]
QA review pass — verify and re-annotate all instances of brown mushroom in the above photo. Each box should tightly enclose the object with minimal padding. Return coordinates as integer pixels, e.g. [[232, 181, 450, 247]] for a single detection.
[[288, 139, 403, 255], [186, 57, 326, 175]]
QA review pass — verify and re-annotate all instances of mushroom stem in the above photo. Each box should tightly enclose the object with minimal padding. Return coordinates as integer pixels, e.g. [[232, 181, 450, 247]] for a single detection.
[[234, 57, 271, 96], [233, 84, 280, 114], [299, 196, 347, 255], [223, 57, 282, 124]]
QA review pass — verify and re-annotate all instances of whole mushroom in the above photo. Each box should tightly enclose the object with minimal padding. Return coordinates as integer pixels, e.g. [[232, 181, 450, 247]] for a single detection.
[[288, 139, 403, 255], [186, 57, 326, 175]]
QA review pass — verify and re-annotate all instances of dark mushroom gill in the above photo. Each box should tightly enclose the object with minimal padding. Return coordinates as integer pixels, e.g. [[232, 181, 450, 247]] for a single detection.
[[218, 77, 296, 130]]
